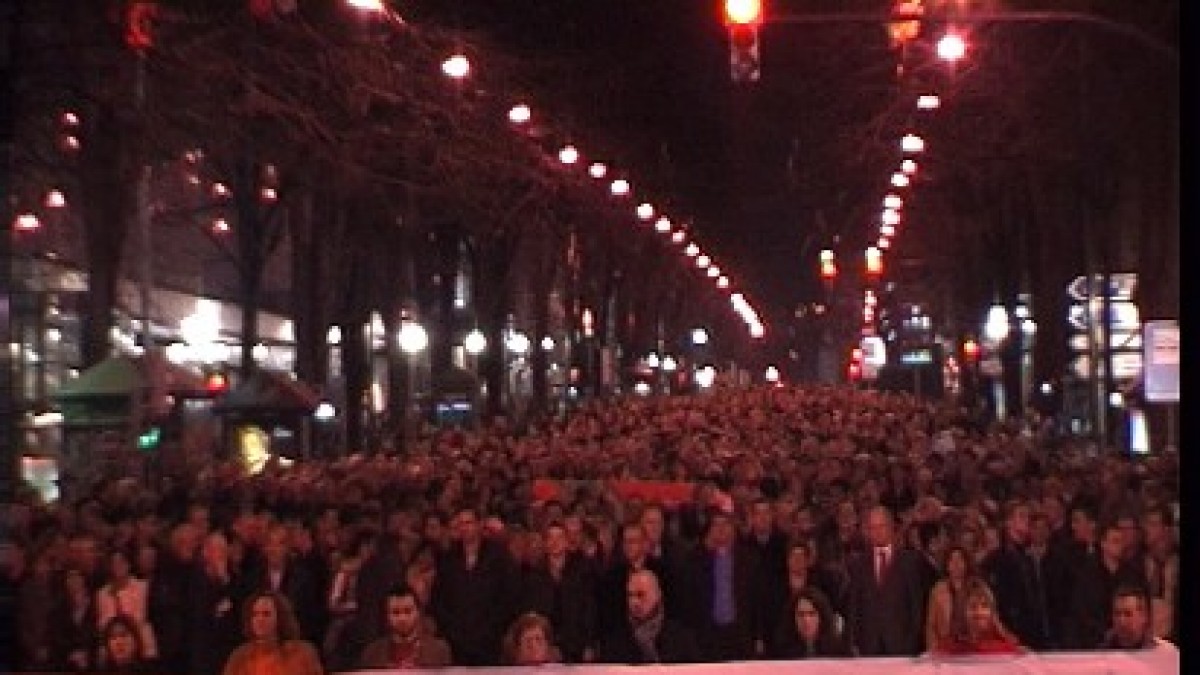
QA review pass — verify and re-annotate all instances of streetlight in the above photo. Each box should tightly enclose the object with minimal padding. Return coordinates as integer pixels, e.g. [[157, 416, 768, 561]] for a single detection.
[[691, 328, 709, 346], [900, 133, 925, 153], [464, 328, 487, 355], [636, 202, 655, 220], [508, 103, 531, 124], [441, 54, 471, 79], [610, 179, 630, 196], [588, 162, 607, 179], [654, 217, 672, 233], [558, 145, 579, 165], [937, 32, 968, 62], [917, 94, 941, 110]]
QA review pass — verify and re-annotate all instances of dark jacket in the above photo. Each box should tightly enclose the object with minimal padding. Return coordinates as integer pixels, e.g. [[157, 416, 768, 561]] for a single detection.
[[680, 541, 760, 660], [594, 617, 702, 665], [245, 558, 326, 645], [983, 540, 1050, 650], [518, 553, 597, 662], [48, 596, 98, 672], [187, 566, 247, 675], [1065, 554, 1147, 650], [594, 556, 668, 639], [430, 539, 517, 666], [148, 551, 193, 673], [742, 529, 790, 646], [846, 546, 926, 656]]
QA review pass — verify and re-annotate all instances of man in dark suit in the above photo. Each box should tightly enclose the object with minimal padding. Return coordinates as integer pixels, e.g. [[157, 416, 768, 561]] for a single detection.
[[682, 510, 761, 662], [983, 499, 1051, 650], [595, 569, 701, 664], [846, 505, 926, 656], [740, 498, 789, 657], [430, 506, 518, 666], [519, 521, 598, 662]]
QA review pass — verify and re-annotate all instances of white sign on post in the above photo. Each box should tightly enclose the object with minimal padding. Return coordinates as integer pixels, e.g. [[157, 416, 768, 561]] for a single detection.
[[1143, 320, 1179, 403]]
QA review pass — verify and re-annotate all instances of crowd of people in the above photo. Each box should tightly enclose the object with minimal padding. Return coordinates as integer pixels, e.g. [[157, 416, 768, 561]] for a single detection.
[[0, 384, 1180, 672]]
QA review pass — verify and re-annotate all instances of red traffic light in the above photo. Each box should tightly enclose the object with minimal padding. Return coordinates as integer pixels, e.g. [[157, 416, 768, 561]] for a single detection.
[[724, 0, 763, 26], [205, 372, 229, 394], [962, 339, 981, 360]]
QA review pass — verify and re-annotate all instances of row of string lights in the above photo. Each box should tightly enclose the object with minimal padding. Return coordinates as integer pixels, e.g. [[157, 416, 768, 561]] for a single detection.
[[347, 0, 766, 340]]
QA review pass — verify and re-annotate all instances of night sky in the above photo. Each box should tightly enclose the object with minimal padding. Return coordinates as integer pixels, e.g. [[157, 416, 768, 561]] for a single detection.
[[407, 0, 903, 339]]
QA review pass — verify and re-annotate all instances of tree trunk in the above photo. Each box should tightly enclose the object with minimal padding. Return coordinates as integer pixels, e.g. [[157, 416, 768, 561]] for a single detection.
[[290, 194, 326, 387]]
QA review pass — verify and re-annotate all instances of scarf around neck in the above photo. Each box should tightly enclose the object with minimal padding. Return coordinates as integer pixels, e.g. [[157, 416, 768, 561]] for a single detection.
[[632, 606, 665, 663]]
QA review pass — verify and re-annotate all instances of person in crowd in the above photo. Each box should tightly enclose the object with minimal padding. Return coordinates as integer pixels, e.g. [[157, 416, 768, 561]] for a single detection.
[[95, 614, 160, 673], [982, 499, 1049, 649], [150, 522, 199, 673], [358, 583, 452, 669], [846, 505, 926, 656], [931, 579, 1023, 656], [742, 497, 790, 656], [18, 547, 57, 670], [640, 503, 689, 620], [322, 528, 376, 671], [0, 538, 23, 672], [594, 569, 701, 664], [518, 520, 597, 662], [247, 523, 325, 646], [1064, 521, 1148, 649], [96, 547, 158, 659], [595, 522, 667, 638], [502, 611, 563, 666], [191, 531, 247, 675], [682, 509, 759, 661], [222, 590, 324, 675], [1102, 584, 1177, 652], [768, 585, 851, 659], [50, 567, 98, 672], [925, 545, 979, 649], [430, 505, 517, 665], [1138, 504, 1178, 640]]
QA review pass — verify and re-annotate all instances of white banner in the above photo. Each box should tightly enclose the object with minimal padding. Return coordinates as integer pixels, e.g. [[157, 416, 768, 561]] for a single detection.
[[340, 648, 1178, 675]]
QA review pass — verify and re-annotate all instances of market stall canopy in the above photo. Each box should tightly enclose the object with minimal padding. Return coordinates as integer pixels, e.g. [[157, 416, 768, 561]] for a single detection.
[[53, 352, 208, 428], [213, 369, 320, 415], [54, 352, 208, 400]]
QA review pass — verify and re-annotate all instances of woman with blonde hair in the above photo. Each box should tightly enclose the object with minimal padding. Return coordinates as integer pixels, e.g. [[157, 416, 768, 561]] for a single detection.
[[222, 590, 324, 675], [931, 579, 1024, 656], [502, 612, 562, 666]]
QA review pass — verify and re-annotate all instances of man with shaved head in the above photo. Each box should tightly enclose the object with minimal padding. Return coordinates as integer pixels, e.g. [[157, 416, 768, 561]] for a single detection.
[[595, 569, 700, 664]]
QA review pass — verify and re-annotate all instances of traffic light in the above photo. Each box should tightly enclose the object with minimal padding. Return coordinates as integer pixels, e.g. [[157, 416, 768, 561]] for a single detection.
[[962, 338, 981, 361], [819, 249, 837, 282], [865, 246, 883, 278], [723, 0, 763, 82], [205, 371, 230, 395], [137, 426, 162, 451]]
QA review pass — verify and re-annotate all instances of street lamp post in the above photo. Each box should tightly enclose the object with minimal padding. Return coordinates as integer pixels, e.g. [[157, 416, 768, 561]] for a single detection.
[[396, 318, 427, 450]]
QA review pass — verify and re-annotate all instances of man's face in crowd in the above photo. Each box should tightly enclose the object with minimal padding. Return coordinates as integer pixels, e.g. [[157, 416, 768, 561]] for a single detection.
[[1006, 504, 1031, 545], [1111, 595, 1150, 646], [865, 508, 893, 548], [456, 511, 481, 545], [626, 572, 661, 622], [541, 525, 566, 559], [709, 514, 736, 549], [622, 525, 647, 562], [750, 502, 774, 535], [1142, 511, 1168, 549], [1101, 528, 1126, 563], [386, 594, 422, 638], [1070, 510, 1096, 543], [641, 507, 665, 545]]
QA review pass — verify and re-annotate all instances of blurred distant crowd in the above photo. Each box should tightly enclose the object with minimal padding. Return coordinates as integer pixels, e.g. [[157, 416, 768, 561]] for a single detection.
[[0, 384, 1179, 673]]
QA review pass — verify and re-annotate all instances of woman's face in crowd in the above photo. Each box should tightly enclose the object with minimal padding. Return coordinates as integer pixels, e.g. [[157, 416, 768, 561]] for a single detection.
[[794, 598, 821, 641], [106, 623, 137, 663], [966, 595, 995, 635], [946, 548, 968, 580], [249, 596, 279, 640], [516, 625, 551, 664]]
